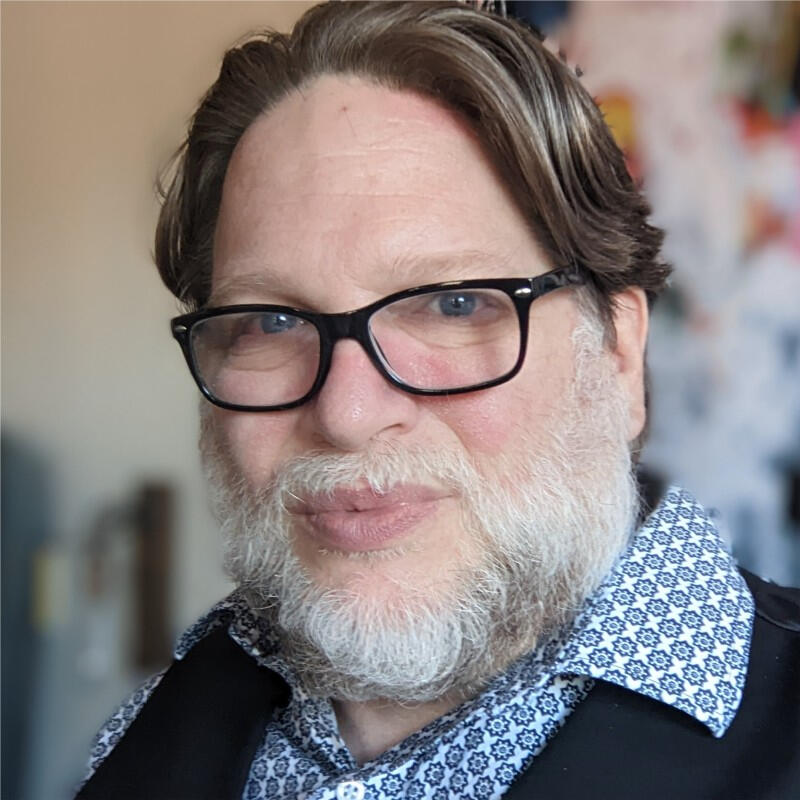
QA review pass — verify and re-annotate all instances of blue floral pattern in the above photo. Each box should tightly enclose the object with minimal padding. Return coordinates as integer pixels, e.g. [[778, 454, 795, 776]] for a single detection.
[[86, 487, 754, 798]]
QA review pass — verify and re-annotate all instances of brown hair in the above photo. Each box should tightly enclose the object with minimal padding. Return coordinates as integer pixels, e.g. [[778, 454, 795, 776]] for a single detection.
[[155, 1, 670, 329]]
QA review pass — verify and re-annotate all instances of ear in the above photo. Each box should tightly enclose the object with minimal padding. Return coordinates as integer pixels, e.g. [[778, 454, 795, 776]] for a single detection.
[[610, 288, 649, 443]]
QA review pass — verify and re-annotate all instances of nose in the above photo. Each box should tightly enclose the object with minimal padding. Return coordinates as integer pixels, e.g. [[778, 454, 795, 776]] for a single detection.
[[307, 339, 420, 451]]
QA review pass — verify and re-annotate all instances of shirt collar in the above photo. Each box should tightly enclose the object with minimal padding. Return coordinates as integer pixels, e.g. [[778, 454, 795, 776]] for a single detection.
[[555, 486, 754, 737]]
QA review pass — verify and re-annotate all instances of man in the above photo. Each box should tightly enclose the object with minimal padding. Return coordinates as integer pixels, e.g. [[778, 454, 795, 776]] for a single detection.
[[79, 3, 799, 798]]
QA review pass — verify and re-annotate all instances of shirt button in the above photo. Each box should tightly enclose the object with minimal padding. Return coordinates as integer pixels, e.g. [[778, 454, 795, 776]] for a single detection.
[[336, 780, 365, 800]]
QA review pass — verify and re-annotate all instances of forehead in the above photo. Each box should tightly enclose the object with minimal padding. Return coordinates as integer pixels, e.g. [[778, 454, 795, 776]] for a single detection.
[[212, 75, 545, 307]]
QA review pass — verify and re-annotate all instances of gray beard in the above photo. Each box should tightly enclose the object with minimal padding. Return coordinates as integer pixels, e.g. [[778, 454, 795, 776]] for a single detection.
[[200, 316, 639, 703]]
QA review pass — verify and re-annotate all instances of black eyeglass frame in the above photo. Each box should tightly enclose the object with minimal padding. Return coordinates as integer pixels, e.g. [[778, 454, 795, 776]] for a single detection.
[[171, 263, 586, 412]]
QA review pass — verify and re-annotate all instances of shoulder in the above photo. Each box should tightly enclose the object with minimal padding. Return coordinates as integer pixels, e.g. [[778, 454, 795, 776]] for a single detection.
[[740, 568, 800, 634], [80, 669, 167, 787], [734, 568, 799, 754], [79, 590, 250, 787]]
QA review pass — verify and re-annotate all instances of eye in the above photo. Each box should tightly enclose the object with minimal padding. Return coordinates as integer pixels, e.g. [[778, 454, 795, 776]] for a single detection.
[[257, 312, 298, 334], [220, 311, 305, 352], [433, 292, 479, 317]]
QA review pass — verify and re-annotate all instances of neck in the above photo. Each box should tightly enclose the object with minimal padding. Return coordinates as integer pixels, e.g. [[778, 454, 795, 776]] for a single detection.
[[332, 694, 463, 764], [328, 631, 548, 762]]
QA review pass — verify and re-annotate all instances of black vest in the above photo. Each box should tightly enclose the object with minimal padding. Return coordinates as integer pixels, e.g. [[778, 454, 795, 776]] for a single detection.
[[77, 570, 799, 800]]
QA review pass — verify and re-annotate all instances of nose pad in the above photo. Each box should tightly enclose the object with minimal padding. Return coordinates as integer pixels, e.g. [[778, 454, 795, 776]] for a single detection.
[[308, 338, 419, 451]]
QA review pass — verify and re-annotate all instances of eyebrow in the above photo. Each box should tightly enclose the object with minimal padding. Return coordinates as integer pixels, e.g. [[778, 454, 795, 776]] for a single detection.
[[208, 249, 524, 308], [386, 249, 515, 284], [208, 268, 289, 307]]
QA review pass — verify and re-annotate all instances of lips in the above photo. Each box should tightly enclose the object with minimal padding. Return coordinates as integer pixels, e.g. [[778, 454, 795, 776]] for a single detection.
[[289, 485, 449, 552]]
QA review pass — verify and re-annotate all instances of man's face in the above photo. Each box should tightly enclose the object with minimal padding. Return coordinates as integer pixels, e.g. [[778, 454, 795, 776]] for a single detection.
[[204, 76, 646, 699]]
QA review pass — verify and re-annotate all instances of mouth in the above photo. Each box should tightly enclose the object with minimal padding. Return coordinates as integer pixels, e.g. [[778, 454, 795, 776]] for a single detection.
[[289, 485, 450, 552]]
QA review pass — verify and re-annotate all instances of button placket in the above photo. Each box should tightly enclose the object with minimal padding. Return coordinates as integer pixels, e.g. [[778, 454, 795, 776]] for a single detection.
[[336, 779, 366, 800]]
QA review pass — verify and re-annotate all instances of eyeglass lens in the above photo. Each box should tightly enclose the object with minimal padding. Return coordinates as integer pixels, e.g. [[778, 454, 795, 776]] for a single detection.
[[189, 287, 520, 407]]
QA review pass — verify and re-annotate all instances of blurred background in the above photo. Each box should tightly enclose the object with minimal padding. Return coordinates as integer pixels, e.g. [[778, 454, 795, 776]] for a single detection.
[[2, 2, 798, 798]]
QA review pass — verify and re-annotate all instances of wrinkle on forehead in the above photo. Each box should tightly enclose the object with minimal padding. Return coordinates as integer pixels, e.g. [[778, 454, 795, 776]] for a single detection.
[[223, 76, 487, 194]]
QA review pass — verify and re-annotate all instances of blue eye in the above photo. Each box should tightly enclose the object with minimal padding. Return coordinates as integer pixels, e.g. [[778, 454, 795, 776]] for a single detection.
[[259, 313, 298, 334], [437, 292, 477, 316]]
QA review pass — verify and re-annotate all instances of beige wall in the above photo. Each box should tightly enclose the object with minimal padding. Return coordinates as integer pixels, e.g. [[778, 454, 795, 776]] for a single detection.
[[2, 0, 317, 626], [1, 3, 316, 797]]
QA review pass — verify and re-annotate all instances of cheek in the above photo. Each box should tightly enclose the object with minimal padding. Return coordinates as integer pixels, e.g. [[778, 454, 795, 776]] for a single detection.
[[426, 349, 574, 456], [212, 408, 300, 487], [427, 384, 533, 455]]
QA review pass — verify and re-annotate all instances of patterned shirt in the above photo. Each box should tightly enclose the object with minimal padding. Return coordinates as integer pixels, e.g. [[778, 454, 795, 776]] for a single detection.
[[87, 487, 754, 800]]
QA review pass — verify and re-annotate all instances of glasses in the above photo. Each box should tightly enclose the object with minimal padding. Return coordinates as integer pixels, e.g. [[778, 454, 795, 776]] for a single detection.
[[171, 264, 585, 411]]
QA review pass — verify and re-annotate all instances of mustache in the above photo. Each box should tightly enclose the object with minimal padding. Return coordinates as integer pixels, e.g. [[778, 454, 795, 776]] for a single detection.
[[247, 443, 481, 512]]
